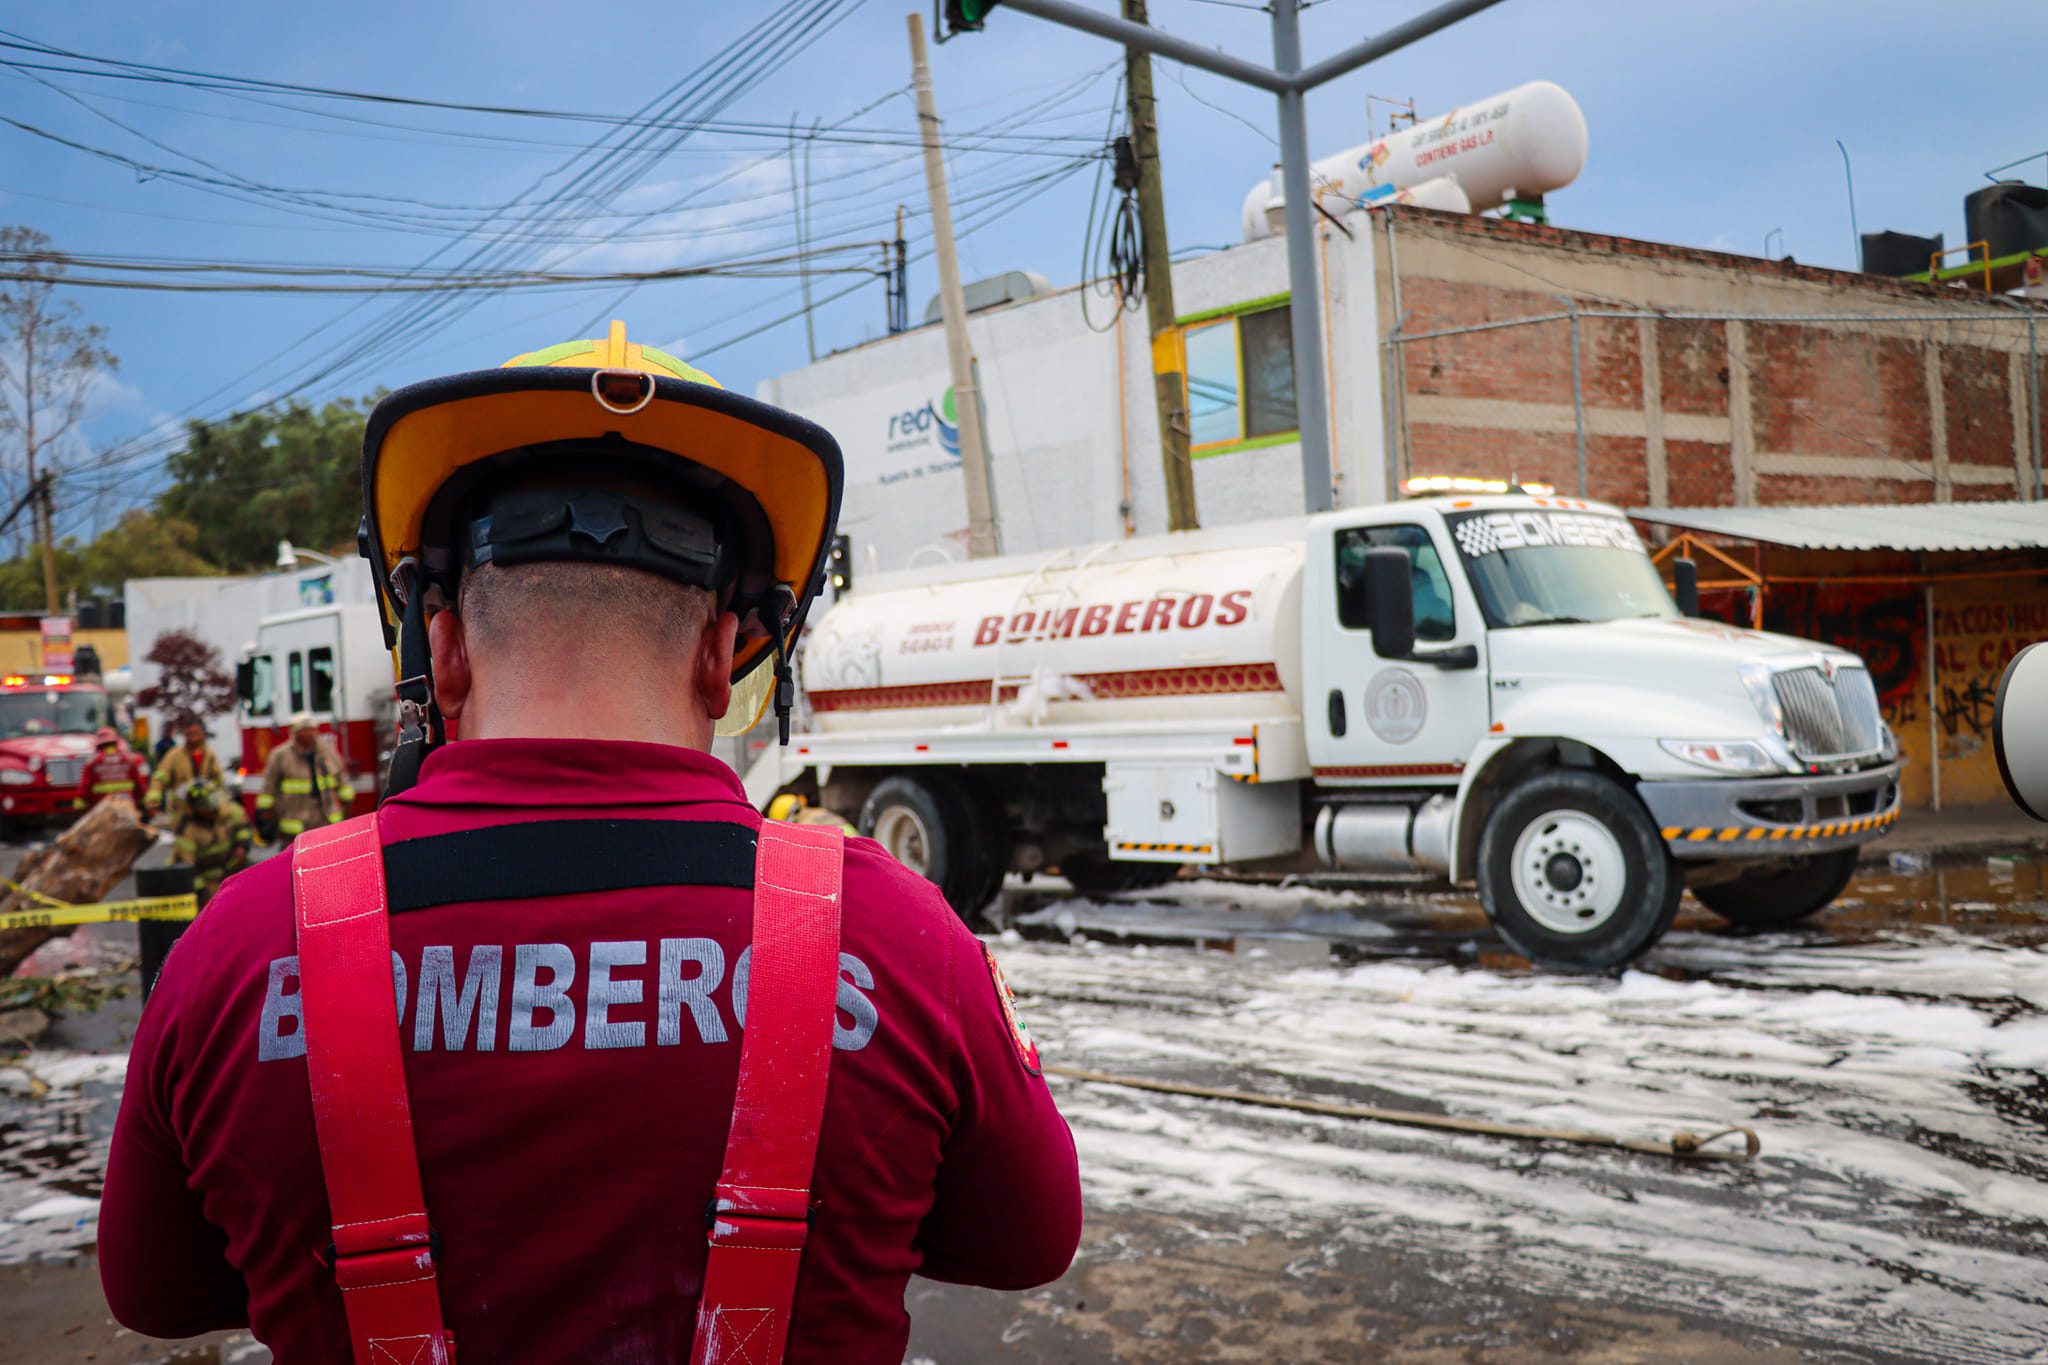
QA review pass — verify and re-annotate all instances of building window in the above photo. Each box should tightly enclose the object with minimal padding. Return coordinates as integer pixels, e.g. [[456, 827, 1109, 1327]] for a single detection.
[[1181, 302, 1298, 454]]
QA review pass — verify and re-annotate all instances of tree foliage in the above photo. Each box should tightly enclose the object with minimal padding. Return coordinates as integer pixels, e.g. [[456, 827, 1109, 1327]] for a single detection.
[[0, 226, 118, 503], [158, 396, 369, 574], [135, 629, 236, 728]]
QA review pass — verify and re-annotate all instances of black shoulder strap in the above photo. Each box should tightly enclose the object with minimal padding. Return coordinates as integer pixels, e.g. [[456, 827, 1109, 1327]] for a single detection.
[[380, 818, 756, 915]]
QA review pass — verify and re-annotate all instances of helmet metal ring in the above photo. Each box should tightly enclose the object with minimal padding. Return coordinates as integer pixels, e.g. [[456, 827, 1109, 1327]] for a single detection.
[[591, 368, 655, 415]]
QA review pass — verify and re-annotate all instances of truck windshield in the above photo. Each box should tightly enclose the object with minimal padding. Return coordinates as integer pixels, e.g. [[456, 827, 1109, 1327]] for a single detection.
[[1447, 507, 1677, 629], [0, 690, 109, 738]]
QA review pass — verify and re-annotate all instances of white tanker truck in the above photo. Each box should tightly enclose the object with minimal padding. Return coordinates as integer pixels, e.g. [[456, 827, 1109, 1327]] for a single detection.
[[750, 494, 1902, 969]]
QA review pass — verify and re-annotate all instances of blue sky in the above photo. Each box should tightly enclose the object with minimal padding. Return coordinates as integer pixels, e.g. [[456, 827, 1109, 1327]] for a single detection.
[[1, 0, 2038, 539]]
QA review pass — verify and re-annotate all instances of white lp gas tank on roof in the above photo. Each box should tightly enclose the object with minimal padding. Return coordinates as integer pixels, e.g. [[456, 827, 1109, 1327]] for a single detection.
[[1241, 80, 1588, 239]]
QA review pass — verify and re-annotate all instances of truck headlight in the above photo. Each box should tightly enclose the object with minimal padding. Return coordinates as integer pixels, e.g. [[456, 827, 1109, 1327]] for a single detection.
[[1880, 722, 1899, 761], [1659, 739, 1783, 774], [1738, 662, 1784, 739], [0, 768, 34, 786]]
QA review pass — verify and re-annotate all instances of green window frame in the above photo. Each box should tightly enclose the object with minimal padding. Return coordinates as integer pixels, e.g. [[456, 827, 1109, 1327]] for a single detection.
[[1178, 296, 1299, 457]]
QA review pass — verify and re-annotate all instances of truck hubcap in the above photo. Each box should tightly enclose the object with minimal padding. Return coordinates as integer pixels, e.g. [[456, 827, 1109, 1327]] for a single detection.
[[873, 804, 933, 878], [1511, 810, 1626, 935]]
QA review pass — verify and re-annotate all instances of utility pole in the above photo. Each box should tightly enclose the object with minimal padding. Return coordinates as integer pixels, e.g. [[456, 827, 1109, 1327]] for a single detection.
[[21, 340, 57, 616], [908, 12, 1001, 559], [1123, 0, 1198, 532], [34, 473, 57, 617]]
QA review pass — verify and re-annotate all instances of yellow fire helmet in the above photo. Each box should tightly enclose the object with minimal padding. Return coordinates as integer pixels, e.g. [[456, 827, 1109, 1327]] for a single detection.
[[358, 321, 844, 788]]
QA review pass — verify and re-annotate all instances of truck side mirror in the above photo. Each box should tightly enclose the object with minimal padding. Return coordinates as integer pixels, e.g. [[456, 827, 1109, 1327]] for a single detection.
[[1365, 547, 1416, 661], [1995, 642, 2048, 821], [1673, 557, 1700, 618], [234, 660, 255, 708]]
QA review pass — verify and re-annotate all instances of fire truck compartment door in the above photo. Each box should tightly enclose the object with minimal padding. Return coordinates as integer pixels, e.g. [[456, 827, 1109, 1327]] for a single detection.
[[1103, 762, 1300, 865]]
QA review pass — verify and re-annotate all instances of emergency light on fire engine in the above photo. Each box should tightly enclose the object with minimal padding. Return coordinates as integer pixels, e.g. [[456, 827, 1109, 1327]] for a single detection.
[[1400, 476, 1556, 497], [2, 675, 72, 687]]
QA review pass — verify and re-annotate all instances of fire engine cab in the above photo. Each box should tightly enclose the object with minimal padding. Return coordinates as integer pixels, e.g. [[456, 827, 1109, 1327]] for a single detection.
[[234, 602, 388, 819], [0, 673, 145, 829]]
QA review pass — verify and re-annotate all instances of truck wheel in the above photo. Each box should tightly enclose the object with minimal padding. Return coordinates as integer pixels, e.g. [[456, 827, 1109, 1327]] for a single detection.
[[1061, 853, 1180, 895], [859, 774, 994, 924], [1692, 849, 1859, 929], [1477, 770, 1680, 971], [958, 781, 1011, 911]]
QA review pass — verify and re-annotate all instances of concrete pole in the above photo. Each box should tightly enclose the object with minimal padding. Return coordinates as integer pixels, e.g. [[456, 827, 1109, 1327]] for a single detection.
[[908, 12, 1000, 558], [1123, 0, 1198, 532], [1270, 0, 1335, 513]]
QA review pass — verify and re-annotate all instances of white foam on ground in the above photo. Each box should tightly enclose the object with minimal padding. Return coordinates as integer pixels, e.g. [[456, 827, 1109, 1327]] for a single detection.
[[1002, 932, 2048, 1362]]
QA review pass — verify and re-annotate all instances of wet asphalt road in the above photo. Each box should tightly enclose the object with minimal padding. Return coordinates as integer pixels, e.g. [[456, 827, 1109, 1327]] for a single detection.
[[3, 841, 2045, 1363]]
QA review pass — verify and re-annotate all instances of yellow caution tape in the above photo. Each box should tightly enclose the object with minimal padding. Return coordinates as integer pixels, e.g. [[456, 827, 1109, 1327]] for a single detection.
[[0, 882, 199, 932]]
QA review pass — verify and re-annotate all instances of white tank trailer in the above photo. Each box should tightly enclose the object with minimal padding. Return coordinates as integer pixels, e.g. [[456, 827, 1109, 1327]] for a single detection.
[[1241, 79, 1588, 239], [754, 497, 1903, 970]]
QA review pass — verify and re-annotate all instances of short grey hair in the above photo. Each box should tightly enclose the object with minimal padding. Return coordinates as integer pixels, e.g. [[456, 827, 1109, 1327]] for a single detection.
[[458, 560, 714, 657]]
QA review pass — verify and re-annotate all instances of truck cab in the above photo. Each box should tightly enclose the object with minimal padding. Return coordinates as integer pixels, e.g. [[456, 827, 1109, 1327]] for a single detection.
[[235, 603, 390, 818], [0, 673, 143, 828], [1299, 495, 1897, 965]]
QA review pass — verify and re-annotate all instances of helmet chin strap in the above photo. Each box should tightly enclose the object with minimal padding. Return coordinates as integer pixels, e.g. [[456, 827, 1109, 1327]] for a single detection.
[[766, 584, 798, 746], [383, 564, 444, 800]]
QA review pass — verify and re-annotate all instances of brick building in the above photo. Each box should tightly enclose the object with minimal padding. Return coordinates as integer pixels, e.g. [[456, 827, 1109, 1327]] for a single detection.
[[1378, 206, 2046, 509]]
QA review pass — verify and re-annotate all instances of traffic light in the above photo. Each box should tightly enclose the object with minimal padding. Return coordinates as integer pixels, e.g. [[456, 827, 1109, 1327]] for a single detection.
[[828, 534, 854, 596], [942, 0, 1000, 36]]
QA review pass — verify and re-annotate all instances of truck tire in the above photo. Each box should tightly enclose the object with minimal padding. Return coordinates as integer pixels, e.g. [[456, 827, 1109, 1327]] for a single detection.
[[1692, 848, 1859, 929], [858, 773, 998, 924], [1061, 853, 1180, 896], [1477, 769, 1681, 971]]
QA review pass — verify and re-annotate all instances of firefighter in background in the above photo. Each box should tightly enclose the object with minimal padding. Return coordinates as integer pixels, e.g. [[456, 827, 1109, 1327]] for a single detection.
[[86, 727, 142, 807], [254, 711, 353, 843], [170, 779, 251, 904], [146, 718, 224, 817]]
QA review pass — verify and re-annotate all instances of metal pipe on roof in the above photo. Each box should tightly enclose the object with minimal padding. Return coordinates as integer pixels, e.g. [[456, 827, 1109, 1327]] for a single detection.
[[1926, 580, 1942, 813]]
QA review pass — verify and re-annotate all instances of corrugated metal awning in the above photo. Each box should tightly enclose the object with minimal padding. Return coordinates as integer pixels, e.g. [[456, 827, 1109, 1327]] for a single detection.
[[1629, 501, 2048, 553]]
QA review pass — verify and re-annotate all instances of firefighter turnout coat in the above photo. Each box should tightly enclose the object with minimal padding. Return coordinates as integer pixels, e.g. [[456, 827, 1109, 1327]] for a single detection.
[[99, 738, 1083, 1362], [146, 744, 225, 815], [174, 804, 254, 900], [256, 738, 354, 838]]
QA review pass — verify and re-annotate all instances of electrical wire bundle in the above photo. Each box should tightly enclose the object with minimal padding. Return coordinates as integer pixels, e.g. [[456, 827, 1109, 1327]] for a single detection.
[[1078, 79, 1146, 334]]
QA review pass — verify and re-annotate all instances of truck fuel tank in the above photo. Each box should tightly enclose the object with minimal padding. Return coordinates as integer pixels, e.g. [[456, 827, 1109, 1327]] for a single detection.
[[1314, 796, 1454, 875]]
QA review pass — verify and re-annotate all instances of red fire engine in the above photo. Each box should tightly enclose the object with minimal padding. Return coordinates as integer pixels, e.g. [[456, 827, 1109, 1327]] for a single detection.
[[0, 673, 147, 831]]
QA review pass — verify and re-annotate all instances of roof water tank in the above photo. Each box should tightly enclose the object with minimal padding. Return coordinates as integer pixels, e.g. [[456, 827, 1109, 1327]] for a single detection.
[[1241, 80, 1587, 240], [1964, 182, 2048, 261], [921, 269, 1053, 325]]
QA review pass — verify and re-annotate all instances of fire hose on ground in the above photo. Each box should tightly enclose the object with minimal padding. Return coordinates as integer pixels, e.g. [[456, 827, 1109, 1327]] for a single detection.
[[1043, 1064, 1762, 1162]]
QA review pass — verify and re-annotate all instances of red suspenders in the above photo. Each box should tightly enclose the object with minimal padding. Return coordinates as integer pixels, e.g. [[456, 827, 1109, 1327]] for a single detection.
[[291, 814, 846, 1365]]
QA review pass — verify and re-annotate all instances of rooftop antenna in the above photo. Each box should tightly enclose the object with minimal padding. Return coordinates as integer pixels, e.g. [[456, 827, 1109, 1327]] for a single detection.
[[1835, 139, 1863, 269]]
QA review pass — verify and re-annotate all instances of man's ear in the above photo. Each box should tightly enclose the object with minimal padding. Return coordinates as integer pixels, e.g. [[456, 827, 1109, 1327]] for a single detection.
[[428, 609, 472, 723], [698, 611, 739, 721]]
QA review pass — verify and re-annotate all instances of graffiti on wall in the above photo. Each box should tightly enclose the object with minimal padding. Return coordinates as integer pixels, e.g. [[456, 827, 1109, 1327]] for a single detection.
[[1754, 577, 2048, 806]]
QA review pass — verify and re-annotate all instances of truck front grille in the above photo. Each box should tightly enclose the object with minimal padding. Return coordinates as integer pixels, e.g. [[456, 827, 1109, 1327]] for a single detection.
[[1773, 665, 1883, 761], [43, 757, 84, 787]]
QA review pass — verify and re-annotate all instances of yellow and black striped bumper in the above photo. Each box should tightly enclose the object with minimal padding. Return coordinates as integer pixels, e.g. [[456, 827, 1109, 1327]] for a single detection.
[[1641, 763, 1901, 859]]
